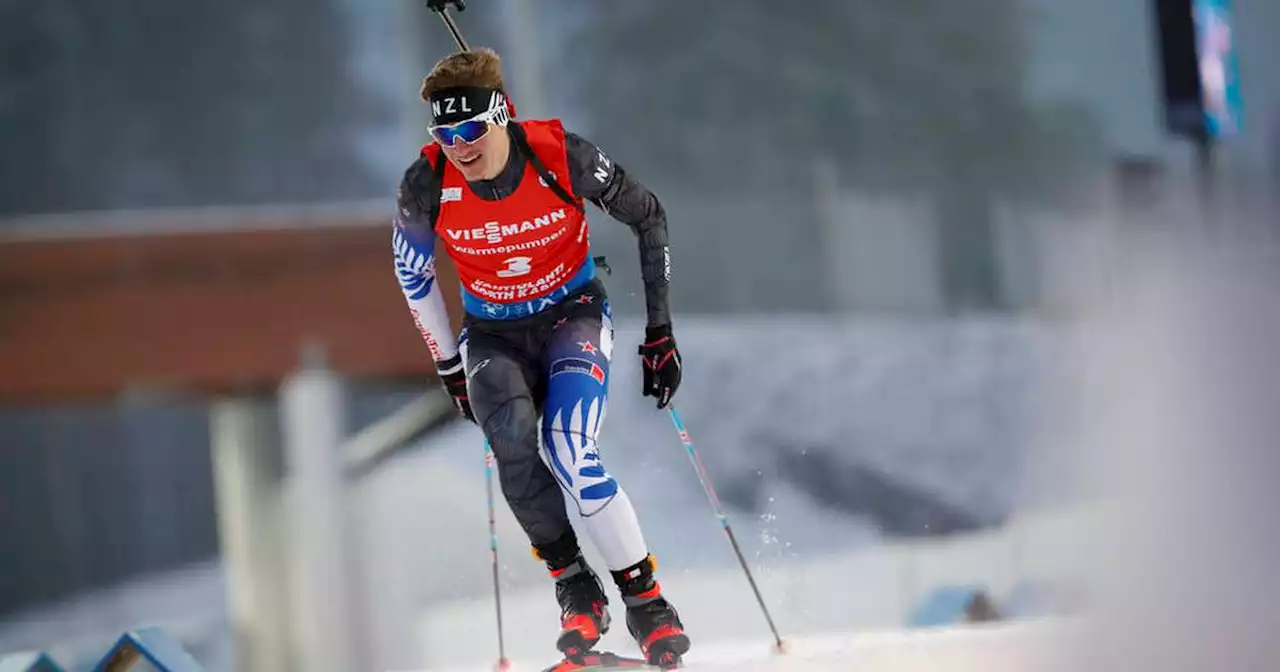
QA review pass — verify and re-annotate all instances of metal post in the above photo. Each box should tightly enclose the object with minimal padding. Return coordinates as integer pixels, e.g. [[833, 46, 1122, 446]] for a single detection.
[[1194, 131, 1216, 230], [501, 0, 546, 119], [280, 350, 356, 672], [210, 396, 291, 672]]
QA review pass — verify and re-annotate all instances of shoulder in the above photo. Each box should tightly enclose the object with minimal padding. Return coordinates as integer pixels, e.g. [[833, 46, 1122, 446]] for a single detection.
[[513, 118, 603, 161], [561, 130, 608, 165], [398, 152, 441, 219], [516, 118, 567, 138], [558, 129, 616, 194], [515, 118, 572, 157], [392, 151, 445, 247]]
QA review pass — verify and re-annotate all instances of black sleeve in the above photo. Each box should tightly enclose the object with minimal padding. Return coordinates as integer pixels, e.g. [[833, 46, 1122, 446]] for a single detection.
[[564, 131, 673, 328], [393, 155, 461, 364], [397, 154, 441, 232]]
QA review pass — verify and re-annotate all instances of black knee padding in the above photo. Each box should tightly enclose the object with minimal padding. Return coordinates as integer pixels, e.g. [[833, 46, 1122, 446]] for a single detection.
[[482, 396, 573, 546], [482, 395, 538, 463], [533, 528, 582, 570]]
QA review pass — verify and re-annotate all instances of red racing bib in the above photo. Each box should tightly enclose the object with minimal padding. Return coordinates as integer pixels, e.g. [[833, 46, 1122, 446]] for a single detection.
[[427, 119, 590, 305]]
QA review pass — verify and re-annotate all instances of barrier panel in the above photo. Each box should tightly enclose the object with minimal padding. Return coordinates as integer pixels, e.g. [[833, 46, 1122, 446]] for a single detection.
[[0, 651, 64, 672], [0, 628, 201, 672]]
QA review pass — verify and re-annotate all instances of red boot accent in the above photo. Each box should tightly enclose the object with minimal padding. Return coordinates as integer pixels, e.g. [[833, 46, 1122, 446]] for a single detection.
[[640, 623, 686, 657], [633, 581, 662, 601], [561, 613, 601, 641], [557, 612, 605, 660]]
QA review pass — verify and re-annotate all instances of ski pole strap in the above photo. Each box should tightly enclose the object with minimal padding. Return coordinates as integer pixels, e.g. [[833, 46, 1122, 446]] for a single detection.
[[505, 123, 611, 277], [507, 123, 584, 214], [432, 147, 448, 184]]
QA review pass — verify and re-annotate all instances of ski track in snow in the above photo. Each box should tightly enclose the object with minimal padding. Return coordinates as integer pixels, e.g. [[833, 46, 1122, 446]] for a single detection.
[[355, 315, 1064, 671], [414, 619, 1086, 672], [0, 316, 1063, 672]]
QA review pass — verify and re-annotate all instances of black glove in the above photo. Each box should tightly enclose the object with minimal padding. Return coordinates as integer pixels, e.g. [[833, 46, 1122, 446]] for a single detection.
[[637, 324, 682, 409], [436, 354, 475, 423]]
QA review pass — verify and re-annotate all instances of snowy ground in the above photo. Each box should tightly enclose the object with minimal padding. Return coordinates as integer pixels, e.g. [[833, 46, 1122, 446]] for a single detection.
[[416, 619, 1090, 672], [1, 315, 1063, 671], [577, 314, 1057, 526], [12, 237, 1280, 671], [362, 435, 1092, 672], [353, 315, 1058, 669]]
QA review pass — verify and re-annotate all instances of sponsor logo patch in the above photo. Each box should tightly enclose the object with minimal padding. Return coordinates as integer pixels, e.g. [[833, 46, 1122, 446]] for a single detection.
[[550, 357, 606, 385]]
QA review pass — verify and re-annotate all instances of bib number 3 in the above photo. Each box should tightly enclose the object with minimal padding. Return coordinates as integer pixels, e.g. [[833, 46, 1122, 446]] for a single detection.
[[497, 256, 533, 278]]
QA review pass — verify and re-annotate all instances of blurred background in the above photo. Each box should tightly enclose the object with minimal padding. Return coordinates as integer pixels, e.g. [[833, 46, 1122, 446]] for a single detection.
[[1, 1, 1277, 670]]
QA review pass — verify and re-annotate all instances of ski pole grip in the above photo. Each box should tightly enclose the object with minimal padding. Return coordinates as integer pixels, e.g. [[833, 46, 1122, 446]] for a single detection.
[[426, 0, 466, 13]]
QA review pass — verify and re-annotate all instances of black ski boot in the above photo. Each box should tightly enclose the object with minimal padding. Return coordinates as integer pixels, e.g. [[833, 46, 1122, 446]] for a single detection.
[[611, 555, 690, 669], [534, 534, 611, 660]]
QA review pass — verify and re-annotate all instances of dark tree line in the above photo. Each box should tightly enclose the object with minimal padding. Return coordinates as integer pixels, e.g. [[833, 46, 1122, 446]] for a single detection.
[[561, 1, 1104, 308], [0, 0, 395, 217]]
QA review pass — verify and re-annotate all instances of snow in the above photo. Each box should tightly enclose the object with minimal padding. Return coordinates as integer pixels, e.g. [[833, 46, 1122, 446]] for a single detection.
[[0, 315, 1062, 672], [414, 619, 1088, 672], [588, 315, 1056, 526], [13, 242, 1280, 671], [351, 314, 1058, 670], [407, 501, 1096, 671]]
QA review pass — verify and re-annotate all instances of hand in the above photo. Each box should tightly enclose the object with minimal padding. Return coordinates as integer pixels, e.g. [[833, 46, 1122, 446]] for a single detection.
[[436, 354, 475, 423], [637, 324, 682, 409]]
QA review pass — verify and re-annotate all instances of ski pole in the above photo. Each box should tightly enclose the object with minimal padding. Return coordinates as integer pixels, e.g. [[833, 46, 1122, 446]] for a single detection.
[[426, 0, 472, 51], [666, 406, 787, 652], [483, 440, 511, 670]]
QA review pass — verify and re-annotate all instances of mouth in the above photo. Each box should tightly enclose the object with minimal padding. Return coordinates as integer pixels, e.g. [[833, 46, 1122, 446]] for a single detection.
[[454, 151, 482, 166]]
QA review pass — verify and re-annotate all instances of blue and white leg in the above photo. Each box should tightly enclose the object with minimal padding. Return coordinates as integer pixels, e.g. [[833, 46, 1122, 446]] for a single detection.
[[541, 313, 649, 571]]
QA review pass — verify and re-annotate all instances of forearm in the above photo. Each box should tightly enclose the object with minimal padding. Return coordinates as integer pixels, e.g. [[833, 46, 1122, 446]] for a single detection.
[[405, 276, 459, 365], [591, 174, 676, 327], [615, 180, 674, 327], [564, 131, 673, 327], [393, 228, 459, 364]]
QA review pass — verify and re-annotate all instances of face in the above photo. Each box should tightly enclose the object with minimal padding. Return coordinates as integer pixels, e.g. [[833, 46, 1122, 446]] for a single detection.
[[439, 122, 510, 182]]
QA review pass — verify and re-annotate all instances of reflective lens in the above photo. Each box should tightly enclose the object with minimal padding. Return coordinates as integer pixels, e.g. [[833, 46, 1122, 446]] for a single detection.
[[431, 118, 491, 147]]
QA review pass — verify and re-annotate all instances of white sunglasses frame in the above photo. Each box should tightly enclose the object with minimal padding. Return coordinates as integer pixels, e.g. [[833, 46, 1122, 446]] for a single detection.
[[428, 103, 511, 146]]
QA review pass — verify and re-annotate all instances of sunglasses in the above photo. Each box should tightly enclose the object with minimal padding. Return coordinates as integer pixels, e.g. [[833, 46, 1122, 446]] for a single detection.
[[429, 105, 509, 147]]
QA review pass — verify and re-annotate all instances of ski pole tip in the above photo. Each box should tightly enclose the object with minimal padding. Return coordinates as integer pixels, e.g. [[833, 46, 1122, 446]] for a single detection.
[[493, 657, 513, 672], [774, 638, 791, 655]]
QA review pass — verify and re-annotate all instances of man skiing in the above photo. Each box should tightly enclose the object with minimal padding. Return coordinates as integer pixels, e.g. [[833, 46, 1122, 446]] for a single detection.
[[392, 47, 691, 667]]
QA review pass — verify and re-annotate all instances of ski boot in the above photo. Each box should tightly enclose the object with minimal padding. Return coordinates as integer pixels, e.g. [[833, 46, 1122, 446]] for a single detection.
[[611, 555, 690, 669], [534, 536, 611, 660]]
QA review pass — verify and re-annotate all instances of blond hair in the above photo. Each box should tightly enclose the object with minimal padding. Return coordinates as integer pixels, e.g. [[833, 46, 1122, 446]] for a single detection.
[[420, 48, 505, 101]]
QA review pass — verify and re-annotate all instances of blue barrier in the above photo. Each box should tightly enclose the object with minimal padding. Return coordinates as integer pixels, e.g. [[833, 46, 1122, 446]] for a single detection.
[[1, 627, 202, 672], [0, 651, 65, 672], [92, 627, 203, 672], [907, 584, 987, 628]]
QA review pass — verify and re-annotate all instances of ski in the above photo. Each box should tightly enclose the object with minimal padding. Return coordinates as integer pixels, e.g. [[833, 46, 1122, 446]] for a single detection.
[[538, 650, 667, 672]]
